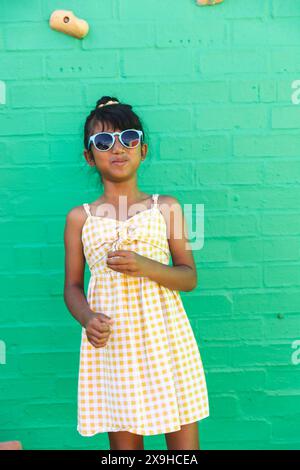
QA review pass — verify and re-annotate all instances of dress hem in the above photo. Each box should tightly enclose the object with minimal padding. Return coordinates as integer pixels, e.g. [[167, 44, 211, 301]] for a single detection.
[[77, 413, 210, 437]]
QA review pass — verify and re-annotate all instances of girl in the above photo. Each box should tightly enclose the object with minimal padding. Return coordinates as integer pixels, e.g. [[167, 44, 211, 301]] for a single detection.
[[63, 96, 209, 450]]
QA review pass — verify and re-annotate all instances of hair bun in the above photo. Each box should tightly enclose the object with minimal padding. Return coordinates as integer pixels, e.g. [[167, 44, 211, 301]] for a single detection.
[[95, 96, 120, 109]]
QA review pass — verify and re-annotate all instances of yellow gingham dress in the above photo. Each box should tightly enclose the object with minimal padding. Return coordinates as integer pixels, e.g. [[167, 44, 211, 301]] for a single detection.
[[77, 194, 209, 436]]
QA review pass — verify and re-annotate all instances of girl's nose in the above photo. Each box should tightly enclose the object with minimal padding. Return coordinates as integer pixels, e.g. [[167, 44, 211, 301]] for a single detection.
[[112, 135, 124, 152]]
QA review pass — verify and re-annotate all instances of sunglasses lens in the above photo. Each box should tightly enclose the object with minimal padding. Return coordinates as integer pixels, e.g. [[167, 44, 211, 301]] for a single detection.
[[93, 133, 113, 151], [121, 130, 141, 148]]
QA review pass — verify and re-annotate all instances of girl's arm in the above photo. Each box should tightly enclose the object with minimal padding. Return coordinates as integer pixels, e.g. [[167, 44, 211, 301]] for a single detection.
[[63, 207, 94, 327], [144, 196, 198, 292]]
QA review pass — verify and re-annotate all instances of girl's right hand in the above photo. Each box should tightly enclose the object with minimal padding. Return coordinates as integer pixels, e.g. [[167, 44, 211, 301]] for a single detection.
[[85, 312, 114, 348]]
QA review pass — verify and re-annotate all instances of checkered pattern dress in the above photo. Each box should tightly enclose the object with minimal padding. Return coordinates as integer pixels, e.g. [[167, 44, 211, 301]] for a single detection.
[[77, 194, 209, 436]]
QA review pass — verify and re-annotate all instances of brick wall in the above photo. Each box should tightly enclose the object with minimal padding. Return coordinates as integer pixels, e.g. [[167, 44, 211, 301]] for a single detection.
[[0, 0, 300, 450]]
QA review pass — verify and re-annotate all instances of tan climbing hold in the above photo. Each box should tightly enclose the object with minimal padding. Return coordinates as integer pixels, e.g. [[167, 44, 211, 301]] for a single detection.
[[197, 0, 224, 5], [49, 10, 89, 39], [0, 441, 23, 450]]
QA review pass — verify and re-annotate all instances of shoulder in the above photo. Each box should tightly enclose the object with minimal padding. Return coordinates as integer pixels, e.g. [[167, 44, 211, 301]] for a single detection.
[[65, 204, 88, 229], [157, 195, 185, 232], [157, 194, 183, 213]]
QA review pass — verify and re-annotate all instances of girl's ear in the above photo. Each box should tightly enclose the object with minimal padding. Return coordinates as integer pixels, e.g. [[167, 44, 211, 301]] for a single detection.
[[83, 149, 95, 165], [141, 143, 148, 159]]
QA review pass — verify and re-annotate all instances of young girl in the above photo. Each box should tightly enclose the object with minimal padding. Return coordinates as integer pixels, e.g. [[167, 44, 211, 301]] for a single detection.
[[64, 96, 209, 450]]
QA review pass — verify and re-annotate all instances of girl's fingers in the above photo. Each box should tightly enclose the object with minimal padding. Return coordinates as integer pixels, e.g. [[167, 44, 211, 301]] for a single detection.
[[89, 323, 111, 334], [88, 336, 108, 348], [88, 331, 110, 343]]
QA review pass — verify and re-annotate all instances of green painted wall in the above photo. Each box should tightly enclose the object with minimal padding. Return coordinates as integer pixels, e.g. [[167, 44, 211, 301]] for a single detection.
[[1, 0, 300, 450]]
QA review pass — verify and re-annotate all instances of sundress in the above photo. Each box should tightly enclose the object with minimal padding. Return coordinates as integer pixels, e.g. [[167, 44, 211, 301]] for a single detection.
[[77, 193, 209, 436]]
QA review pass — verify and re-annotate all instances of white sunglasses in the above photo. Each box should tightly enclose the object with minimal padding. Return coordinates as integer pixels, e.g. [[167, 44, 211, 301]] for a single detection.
[[88, 129, 143, 152]]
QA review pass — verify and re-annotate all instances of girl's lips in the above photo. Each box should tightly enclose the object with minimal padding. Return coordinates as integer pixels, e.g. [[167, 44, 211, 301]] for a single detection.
[[111, 160, 128, 166]]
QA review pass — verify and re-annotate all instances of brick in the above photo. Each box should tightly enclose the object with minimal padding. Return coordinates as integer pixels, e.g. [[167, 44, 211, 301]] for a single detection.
[[0, 55, 44, 80], [45, 112, 86, 135], [234, 134, 300, 157], [140, 161, 196, 188], [11, 83, 84, 108], [263, 315, 300, 339], [83, 22, 155, 49], [230, 80, 259, 103], [278, 78, 297, 103], [232, 19, 266, 46], [40, 245, 64, 270], [264, 161, 300, 183], [0, 377, 55, 399], [264, 264, 300, 287], [231, 343, 291, 367], [205, 214, 258, 237], [272, 0, 300, 17], [184, 295, 233, 317], [259, 80, 277, 102], [231, 239, 263, 263], [207, 369, 266, 392], [225, 0, 268, 18], [194, 239, 230, 263], [239, 391, 300, 417], [160, 134, 231, 161], [46, 53, 118, 79], [263, 238, 300, 261], [272, 106, 300, 129], [195, 162, 263, 185], [200, 50, 268, 75], [123, 49, 193, 77], [201, 266, 262, 289], [266, 366, 300, 391], [204, 419, 271, 442], [231, 188, 300, 210], [233, 291, 300, 315], [0, 220, 46, 244], [4, 24, 74, 50], [0, 111, 44, 136], [14, 246, 41, 270], [261, 213, 300, 235], [210, 395, 238, 418], [0, 168, 50, 190], [19, 352, 78, 376], [0, 0, 41, 21], [156, 21, 228, 48], [271, 47, 300, 72], [23, 403, 75, 425], [6, 140, 50, 164], [159, 81, 229, 104], [272, 417, 300, 441], [196, 319, 263, 341], [195, 106, 268, 130], [55, 376, 78, 399]]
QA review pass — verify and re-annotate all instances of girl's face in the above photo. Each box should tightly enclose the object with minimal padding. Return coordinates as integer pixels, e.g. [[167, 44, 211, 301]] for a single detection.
[[83, 121, 148, 182]]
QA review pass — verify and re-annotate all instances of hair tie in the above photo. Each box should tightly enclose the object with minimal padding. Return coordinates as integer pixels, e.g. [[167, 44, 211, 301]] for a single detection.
[[97, 100, 119, 108]]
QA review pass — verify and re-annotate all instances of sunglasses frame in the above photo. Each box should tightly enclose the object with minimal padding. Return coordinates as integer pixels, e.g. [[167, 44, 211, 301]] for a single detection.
[[88, 128, 144, 152]]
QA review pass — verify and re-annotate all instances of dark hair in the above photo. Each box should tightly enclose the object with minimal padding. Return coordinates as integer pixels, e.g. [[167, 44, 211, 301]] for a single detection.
[[83, 95, 146, 151]]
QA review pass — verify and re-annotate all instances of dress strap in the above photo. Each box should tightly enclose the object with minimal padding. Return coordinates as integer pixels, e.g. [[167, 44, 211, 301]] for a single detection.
[[83, 203, 91, 217], [152, 194, 159, 207]]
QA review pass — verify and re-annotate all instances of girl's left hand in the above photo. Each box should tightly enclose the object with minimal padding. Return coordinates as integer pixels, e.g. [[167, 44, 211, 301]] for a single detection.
[[106, 250, 150, 277]]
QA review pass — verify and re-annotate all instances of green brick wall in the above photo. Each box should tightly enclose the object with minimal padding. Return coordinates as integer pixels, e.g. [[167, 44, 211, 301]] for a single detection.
[[1, 0, 300, 450]]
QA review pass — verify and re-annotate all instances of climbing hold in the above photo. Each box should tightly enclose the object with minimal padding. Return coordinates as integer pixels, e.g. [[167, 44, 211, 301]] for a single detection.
[[0, 441, 23, 450], [49, 10, 89, 39], [196, 0, 224, 5]]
